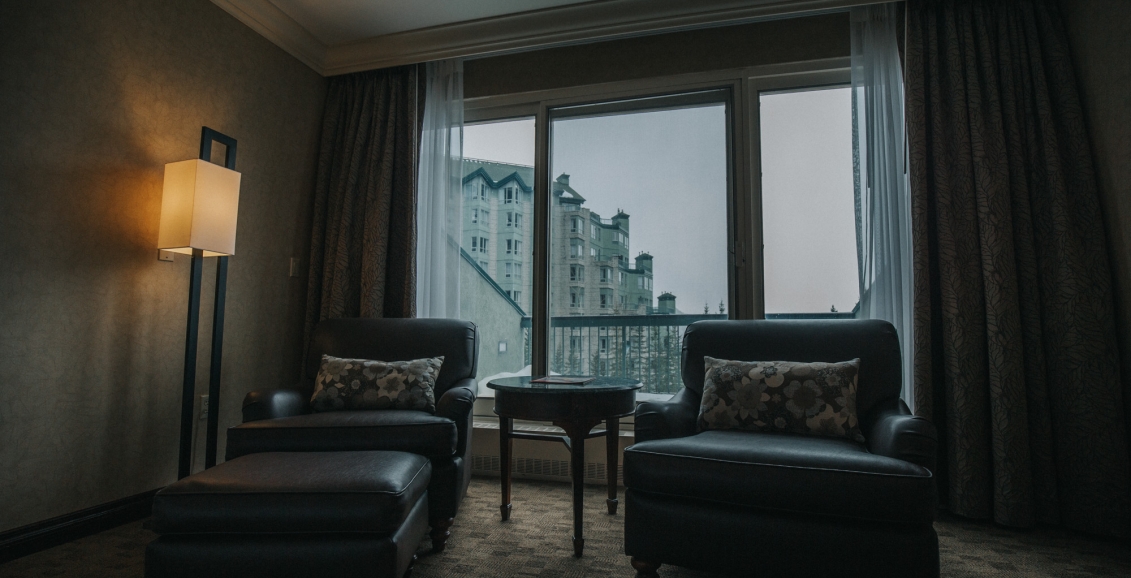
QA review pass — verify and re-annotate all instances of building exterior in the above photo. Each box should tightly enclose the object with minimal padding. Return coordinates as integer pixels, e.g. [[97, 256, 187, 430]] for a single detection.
[[458, 250, 528, 388], [461, 158, 686, 388], [461, 158, 655, 317], [461, 159, 534, 314], [550, 174, 654, 317]]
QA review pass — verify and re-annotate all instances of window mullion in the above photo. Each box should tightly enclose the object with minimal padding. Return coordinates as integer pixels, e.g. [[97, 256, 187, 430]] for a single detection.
[[530, 103, 551, 378]]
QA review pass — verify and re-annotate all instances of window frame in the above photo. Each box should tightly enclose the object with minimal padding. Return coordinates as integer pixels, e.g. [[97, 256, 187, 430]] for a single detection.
[[464, 57, 850, 378], [746, 68, 853, 316]]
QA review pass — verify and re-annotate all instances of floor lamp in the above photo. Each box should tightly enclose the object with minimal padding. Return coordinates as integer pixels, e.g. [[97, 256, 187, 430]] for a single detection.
[[157, 127, 241, 479]]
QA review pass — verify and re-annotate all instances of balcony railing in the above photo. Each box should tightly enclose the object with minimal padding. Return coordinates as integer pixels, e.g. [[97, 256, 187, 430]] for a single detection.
[[517, 314, 722, 394], [519, 312, 855, 395]]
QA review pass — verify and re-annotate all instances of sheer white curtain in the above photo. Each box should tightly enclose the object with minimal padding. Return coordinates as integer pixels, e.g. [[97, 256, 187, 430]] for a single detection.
[[416, 60, 464, 319], [851, 3, 915, 410]]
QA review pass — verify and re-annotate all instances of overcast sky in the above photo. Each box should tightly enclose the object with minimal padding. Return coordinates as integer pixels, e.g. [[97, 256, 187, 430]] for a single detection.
[[463, 88, 858, 315], [760, 87, 858, 313]]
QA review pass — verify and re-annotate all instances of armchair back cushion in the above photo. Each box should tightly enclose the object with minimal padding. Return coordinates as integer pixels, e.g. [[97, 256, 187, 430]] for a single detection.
[[304, 318, 477, 400], [682, 320, 901, 429]]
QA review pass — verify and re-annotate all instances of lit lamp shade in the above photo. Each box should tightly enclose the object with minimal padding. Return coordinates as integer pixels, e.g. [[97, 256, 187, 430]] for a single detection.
[[157, 159, 241, 256]]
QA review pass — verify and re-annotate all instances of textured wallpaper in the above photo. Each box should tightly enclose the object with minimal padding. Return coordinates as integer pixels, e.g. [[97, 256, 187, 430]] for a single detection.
[[0, 0, 326, 531]]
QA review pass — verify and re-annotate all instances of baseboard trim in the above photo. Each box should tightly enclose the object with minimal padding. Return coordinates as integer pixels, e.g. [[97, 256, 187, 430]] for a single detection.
[[0, 489, 160, 564]]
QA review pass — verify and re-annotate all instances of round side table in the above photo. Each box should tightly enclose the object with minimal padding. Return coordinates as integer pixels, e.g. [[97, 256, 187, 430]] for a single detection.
[[487, 376, 642, 558]]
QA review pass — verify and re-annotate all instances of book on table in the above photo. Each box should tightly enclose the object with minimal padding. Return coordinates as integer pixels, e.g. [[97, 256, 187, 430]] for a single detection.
[[530, 376, 595, 385]]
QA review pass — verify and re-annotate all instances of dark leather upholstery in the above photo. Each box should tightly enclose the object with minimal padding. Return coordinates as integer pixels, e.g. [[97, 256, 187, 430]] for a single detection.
[[866, 398, 939, 472], [225, 318, 478, 524], [153, 451, 430, 535], [240, 389, 309, 422], [303, 318, 478, 398], [633, 387, 700, 443], [681, 319, 902, 425], [624, 489, 940, 577], [625, 430, 935, 524], [227, 410, 458, 461], [146, 452, 430, 578], [624, 319, 939, 577]]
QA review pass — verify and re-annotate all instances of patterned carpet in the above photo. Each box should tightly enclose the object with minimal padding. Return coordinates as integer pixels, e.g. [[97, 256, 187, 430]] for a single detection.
[[2, 477, 1129, 577]]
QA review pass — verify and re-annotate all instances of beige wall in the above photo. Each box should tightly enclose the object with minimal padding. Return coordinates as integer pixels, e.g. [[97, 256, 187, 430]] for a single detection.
[[1059, 0, 1131, 441], [465, 12, 849, 98], [0, 0, 326, 531]]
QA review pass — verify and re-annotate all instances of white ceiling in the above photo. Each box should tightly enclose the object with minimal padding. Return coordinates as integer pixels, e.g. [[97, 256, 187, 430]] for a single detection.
[[211, 0, 868, 76], [269, 0, 596, 45]]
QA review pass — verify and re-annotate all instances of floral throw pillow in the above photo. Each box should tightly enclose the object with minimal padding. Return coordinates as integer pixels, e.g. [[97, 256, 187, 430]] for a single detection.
[[310, 355, 444, 413], [697, 356, 864, 442]]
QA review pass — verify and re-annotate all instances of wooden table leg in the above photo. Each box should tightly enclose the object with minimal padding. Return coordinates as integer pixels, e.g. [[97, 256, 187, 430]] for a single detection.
[[500, 416, 512, 521], [606, 418, 619, 515], [568, 421, 586, 558]]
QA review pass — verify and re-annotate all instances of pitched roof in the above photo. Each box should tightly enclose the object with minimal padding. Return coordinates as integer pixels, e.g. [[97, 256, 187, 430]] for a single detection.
[[462, 158, 534, 192], [553, 174, 585, 203]]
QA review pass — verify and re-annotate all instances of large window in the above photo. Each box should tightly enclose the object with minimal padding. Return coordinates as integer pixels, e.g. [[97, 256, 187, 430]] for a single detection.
[[456, 64, 857, 400], [760, 87, 859, 315], [548, 93, 730, 393]]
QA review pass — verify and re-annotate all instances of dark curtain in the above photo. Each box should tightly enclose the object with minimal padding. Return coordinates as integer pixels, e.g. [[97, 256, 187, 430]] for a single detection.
[[907, 0, 1130, 537], [304, 66, 425, 346]]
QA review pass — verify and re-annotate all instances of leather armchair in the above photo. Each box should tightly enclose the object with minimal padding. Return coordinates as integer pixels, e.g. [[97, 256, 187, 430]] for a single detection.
[[225, 318, 478, 551], [624, 319, 939, 577]]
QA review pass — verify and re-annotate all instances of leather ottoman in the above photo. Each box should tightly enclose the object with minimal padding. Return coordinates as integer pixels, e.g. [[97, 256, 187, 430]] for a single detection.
[[145, 451, 431, 578]]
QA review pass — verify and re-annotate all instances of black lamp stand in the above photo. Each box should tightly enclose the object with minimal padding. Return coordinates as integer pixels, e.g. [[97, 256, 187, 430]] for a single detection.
[[177, 127, 237, 479]]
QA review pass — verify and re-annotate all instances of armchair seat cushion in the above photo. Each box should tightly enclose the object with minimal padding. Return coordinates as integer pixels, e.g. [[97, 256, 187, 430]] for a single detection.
[[226, 410, 457, 461], [624, 430, 935, 524]]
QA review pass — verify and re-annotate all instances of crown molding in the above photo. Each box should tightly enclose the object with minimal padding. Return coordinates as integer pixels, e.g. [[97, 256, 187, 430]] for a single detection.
[[211, 0, 328, 72], [214, 0, 871, 77]]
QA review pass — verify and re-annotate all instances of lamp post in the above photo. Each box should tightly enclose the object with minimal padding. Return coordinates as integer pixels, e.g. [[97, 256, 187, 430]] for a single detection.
[[157, 127, 240, 479]]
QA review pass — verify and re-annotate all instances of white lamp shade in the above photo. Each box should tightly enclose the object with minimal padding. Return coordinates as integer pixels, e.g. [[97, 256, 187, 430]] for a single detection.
[[157, 159, 241, 256]]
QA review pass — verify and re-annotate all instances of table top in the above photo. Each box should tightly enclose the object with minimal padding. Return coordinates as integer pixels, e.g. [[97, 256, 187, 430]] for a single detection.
[[487, 376, 642, 394]]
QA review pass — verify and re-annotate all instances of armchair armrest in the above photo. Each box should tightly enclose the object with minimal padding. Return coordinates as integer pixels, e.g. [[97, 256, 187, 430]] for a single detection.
[[241, 388, 309, 423], [866, 399, 938, 472], [634, 387, 701, 443], [436, 378, 476, 455]]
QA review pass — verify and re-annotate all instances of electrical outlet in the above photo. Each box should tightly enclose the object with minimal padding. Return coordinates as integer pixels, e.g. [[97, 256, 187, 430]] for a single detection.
[[199, 394, 209, 420], [158, 250, 175, 262], [289, 258, 301, 277]]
